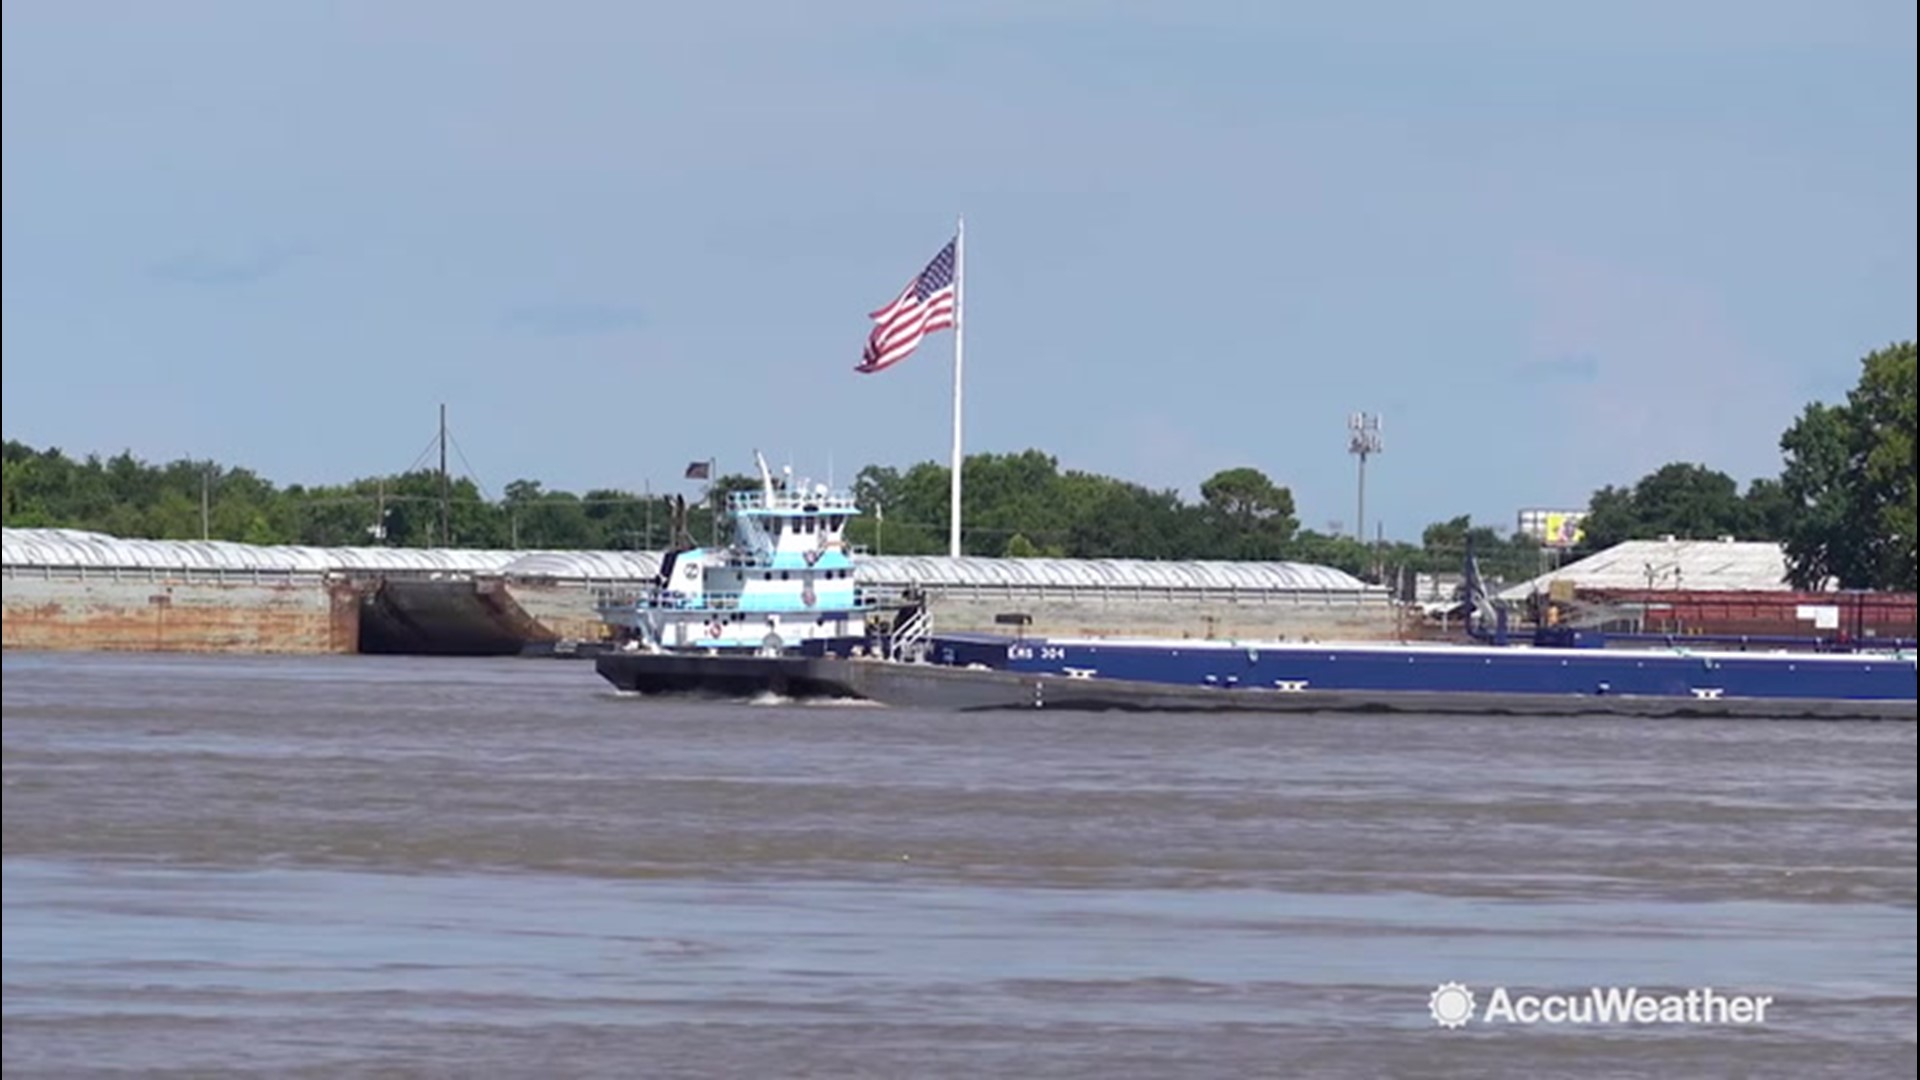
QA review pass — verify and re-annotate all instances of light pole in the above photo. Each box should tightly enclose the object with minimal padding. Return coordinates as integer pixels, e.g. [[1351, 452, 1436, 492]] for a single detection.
[[1347, 412, 1383, 545]]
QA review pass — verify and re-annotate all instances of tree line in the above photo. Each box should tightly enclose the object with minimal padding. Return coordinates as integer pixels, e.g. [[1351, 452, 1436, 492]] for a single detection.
[[3, 342, 1911, 590], [1576, 342, 1913, 590], [0, 441, 1542, 583]]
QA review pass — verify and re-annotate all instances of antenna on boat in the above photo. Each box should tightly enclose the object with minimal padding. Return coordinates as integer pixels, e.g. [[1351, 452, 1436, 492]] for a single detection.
[[753, 450, 775, 502], [1461, 535, 1509, 645], [669, 494, 693, 551]]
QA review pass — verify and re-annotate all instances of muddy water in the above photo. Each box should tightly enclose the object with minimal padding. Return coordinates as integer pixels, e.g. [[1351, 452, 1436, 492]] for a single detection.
[[3, 652, 1913, 1077]]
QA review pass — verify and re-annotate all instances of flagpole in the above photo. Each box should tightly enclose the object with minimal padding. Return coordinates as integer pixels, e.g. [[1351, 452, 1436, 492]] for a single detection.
[[948, 215, 965, 559]]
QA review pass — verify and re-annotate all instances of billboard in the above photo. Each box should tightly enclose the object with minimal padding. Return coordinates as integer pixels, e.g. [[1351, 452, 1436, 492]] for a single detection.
[[1517, 509, 1588, 549]]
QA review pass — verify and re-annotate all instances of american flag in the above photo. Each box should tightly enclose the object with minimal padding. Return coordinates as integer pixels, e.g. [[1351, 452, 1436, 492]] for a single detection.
[[857, 238, 957, 373]]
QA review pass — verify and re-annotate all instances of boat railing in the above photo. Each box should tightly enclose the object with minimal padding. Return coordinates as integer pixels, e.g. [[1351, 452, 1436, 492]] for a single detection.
[[593, 583, 914, 613], [728, 490, 861, 514], [888, 603, 933, 662]]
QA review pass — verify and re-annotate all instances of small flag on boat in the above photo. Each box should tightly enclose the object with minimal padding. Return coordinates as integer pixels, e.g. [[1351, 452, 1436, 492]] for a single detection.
[[858, 238, 957, 374], [684, 460, 711, 480]]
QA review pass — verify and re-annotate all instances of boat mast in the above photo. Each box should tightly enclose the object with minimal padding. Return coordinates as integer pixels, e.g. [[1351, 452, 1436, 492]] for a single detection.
[[754, 450, 776, 502]]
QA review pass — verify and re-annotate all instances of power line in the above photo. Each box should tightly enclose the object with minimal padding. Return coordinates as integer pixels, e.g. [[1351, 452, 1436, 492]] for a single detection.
[[447, 428, 493, 502]]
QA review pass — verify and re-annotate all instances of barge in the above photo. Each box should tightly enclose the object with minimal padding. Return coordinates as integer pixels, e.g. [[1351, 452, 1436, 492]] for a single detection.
[[593, 645, 1916, 720], [591, 472, 1914, 718]]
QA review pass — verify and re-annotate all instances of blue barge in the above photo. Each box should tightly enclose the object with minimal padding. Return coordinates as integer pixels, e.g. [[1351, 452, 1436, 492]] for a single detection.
[[926, 634, 1917, 705]]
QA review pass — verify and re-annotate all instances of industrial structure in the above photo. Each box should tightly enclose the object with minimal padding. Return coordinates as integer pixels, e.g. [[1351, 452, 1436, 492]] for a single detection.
[[1498, 537, 1917, 642]]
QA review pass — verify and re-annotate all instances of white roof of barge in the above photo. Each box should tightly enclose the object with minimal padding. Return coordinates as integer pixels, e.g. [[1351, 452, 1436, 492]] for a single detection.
[[3, 528, 1377, 593], [1, 527, 518, 574], [502, 550, 661, 579], [1496, 538, 1797, 601], [854, 554, 1376, 593]]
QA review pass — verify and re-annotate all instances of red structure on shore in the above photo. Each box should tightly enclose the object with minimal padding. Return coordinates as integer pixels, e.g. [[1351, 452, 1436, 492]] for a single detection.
[[1581, 589, 1917, 642]]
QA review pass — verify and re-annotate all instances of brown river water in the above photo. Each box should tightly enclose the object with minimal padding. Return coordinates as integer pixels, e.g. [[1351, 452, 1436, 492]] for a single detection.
[[2, 651, 1914, 1078]]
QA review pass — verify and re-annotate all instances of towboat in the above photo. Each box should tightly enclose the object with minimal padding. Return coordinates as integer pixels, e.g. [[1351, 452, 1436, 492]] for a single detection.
[[597, 452, 908, 653]]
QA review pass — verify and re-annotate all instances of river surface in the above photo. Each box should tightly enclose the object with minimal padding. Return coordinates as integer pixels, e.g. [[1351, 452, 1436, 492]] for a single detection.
[[2, 651, 1914, 1078]]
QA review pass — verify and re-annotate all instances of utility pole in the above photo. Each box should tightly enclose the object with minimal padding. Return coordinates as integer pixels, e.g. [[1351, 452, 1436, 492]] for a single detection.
[[1348, 412, 1383, 545], [438, 403, 451, 547], [200, 465, 211, 541]]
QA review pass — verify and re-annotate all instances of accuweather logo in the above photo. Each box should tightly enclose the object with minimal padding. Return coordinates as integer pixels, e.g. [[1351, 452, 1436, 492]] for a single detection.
[[1428, 983, 1775, 1028]]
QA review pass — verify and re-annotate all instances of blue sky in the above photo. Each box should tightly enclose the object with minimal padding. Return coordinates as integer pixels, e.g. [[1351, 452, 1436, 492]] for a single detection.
[[3, 1, 1914, 540]]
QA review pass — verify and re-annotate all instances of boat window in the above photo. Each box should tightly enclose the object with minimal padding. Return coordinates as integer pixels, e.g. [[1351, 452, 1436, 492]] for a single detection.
[[781, 571, 790, 581]]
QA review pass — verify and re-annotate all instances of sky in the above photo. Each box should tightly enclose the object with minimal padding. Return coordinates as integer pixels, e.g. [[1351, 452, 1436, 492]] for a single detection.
[[3, 1, 1915, 541]]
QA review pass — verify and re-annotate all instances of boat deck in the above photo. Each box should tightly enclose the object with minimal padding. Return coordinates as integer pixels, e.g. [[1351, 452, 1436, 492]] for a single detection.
[[594, 653, 1918, 721]]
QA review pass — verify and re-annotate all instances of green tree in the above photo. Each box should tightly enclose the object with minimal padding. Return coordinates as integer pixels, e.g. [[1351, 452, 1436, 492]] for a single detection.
[[1741, 477, 1796, 544], [1197, 467, 1299, 560], [1413, 515, 1536, 582], [1852, 342, 1917, 588], [1283, 530, 1371, 577], [1580, 463, 1758, 553], [582, 488, 657, 550], [1779, 342, 1917, 589]]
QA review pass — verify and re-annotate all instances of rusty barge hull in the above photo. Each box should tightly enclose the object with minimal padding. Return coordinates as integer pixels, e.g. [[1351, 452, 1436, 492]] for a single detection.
[[2, 570, 360, 654]]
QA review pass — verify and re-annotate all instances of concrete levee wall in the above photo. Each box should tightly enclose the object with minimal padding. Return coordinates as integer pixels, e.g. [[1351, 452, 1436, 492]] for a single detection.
[[2, 569, 358, 654]]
